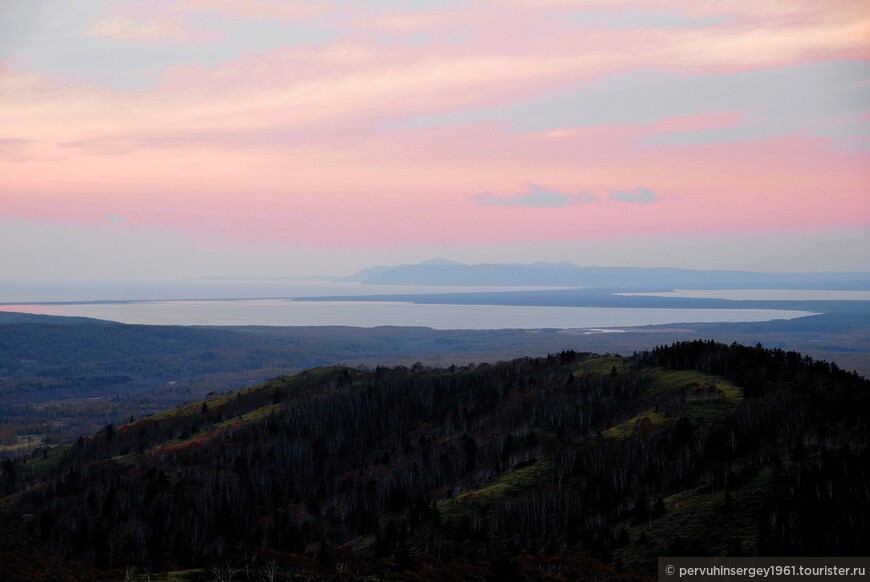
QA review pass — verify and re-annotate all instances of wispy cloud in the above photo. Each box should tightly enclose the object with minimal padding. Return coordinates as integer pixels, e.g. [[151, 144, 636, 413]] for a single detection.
[[172, 0, 329, 21], [0, 0, 867, 269], [610, 187, 658, 204], [570, 8, 730, 30], [475, 183, 597, 208], [86, 15, 187, 42], [0, 138, 32, 162]]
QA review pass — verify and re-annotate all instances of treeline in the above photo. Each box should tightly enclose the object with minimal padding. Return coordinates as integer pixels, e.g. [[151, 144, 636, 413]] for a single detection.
[[0, 319, 598, 457], [643, 339, 865, 392], [1, 342, 868, 580]]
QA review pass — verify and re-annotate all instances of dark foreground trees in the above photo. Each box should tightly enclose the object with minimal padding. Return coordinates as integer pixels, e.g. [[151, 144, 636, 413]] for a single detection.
[[1, 342, 868, 580]]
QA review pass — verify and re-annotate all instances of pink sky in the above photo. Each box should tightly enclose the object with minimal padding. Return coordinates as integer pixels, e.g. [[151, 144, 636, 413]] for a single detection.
[[1, 0, 868, 278]]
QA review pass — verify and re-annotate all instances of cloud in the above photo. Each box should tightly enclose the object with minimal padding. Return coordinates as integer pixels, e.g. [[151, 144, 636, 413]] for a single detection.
[[172, 0, 329, 21], [0, 138, 32, 162], [475, 183, 597, 207], [570, 8, 730, 30], [610, 187, 658, 204], [85, 15, 187, 42]]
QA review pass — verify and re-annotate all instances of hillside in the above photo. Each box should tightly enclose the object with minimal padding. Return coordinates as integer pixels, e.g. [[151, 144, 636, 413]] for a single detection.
[[0, 341, 868, 581], [3, 310, 868, 462]]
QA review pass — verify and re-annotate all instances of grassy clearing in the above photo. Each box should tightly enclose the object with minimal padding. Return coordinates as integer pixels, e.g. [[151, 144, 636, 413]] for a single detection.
[[677, 467, 771, 550], [0, 434, 46, 455], [682, 398, 741, 427], [352, 534, 378, 556], [295, 365, 347, 383], [135, 368, 309, 426], [647, 369, 712, 396], [136, 391, 238, 424], [13, 443, 69, 482], [644, 369, 742, 404], [602, 411, 670, 439], [438, 458, 552, 525], [458, 457, 552, 503], [149, 402, 282, 456], [614, 467, 773, 570], [604, 369, 743, 438], [214, 403, 281, 430], [648, 368, 739, 394], [574, 357, 626, 376], [653, 369, 742, 427]]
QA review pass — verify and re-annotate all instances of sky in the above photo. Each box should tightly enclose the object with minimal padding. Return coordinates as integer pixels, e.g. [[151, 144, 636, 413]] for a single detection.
[[1, 0, 869, 280]]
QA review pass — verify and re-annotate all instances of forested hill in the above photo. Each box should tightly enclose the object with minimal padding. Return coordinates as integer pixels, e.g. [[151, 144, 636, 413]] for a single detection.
[[1, 341, 868, 581]]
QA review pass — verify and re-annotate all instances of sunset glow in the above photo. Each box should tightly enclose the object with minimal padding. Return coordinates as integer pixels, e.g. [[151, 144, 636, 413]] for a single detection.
[[1, 1, 868, 278]]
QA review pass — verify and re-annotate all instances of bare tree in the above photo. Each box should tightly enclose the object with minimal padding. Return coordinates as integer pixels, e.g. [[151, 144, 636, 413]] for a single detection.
[[259, 559, 279, 582], [211, 562, 241, 582], [241, 552, 258, 580]]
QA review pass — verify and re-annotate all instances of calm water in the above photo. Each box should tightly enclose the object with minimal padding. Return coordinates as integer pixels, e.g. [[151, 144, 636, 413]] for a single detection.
[[0, 280, 555, 303], [0, 299, 815, 329], [617, 289, 870, 301]]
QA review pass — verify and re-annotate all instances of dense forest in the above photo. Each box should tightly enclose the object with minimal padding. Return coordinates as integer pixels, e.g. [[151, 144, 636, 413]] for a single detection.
[[0, 340, 868, 581], [3, 309, 869, 460]]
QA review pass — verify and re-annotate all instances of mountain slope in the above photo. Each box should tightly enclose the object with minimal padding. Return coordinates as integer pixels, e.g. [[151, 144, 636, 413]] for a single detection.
[[1, 342, 868, 580]]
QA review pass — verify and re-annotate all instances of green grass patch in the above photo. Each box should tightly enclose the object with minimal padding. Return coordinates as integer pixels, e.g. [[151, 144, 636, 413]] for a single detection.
[[602, 411, 670, 440], [150, 403, 281, 456], [649, 369, 710, 394], [574, 357, 626, 376], [352, 533, 378, 557], [614, 466, 773, 572], [139, 391, 237, 423], [127, 366, 349, 436], [645, 369, 742, 401], [437, 458, 552, 525], [0, 434, 46, 455], [296, 365, 346, 382], [214, 403, 281, 429], [13, 444, 70, 482], [135, 368, 311, 426], [682, 398, 741, 427], [646, 368, 743, 426]]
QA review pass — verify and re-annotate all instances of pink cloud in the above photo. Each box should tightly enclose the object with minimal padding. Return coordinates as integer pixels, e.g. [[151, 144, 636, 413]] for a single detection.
[[172, 0, 331, 21], [3, 123, 865, 250], [85, 14, 187, 42], [1, 0, 867, 258]]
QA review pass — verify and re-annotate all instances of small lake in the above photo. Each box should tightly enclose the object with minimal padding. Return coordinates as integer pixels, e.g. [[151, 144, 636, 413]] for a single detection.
[[0, 299, 816, 329]]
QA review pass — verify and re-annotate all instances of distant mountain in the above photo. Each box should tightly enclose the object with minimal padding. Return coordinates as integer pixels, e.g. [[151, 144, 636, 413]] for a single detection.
[[341, 260, 870, 290], [340, 258, 477, 283], [2, 342, 868, 580]]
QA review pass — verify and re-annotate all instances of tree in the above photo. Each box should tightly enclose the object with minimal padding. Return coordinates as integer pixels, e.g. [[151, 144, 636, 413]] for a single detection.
[[211, 562, 241, 582], [259, 559, 279, 582]]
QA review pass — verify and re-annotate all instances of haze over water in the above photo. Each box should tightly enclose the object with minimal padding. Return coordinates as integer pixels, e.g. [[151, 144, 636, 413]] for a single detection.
[[0, 299, 815, 329], [0, 278, 821, 328]]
